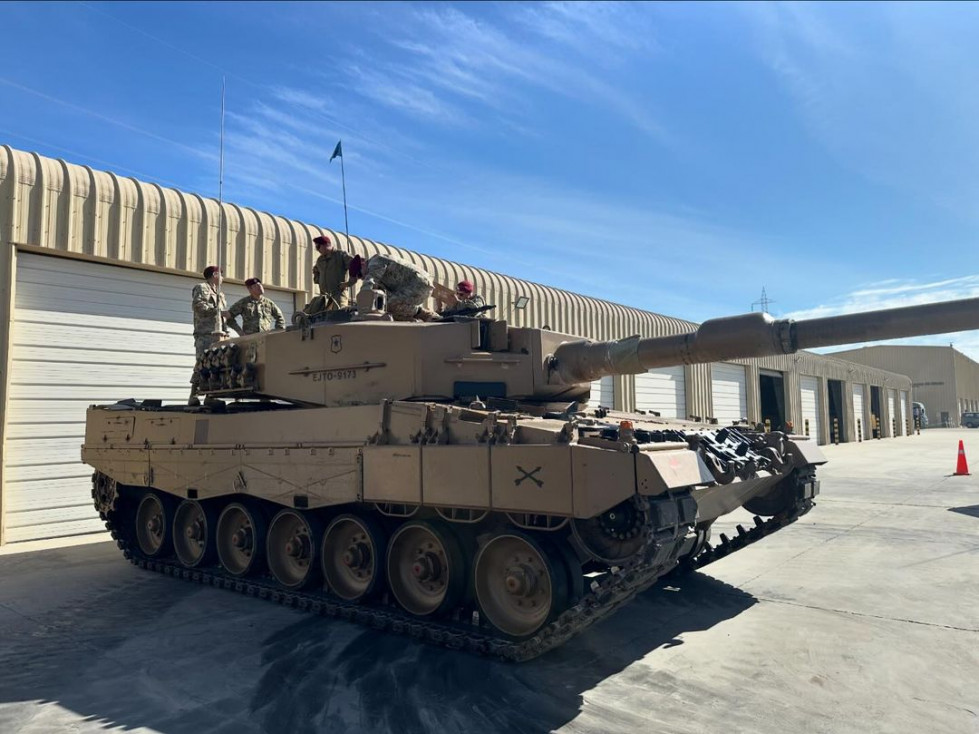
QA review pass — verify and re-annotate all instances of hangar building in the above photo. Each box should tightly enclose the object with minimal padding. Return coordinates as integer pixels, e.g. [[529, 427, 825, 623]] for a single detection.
[[0, 146, 914, 545], [829, 345, 979, 428]]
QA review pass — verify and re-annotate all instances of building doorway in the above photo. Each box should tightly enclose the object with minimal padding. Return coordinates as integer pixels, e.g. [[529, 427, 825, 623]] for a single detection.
[[827, 379, 847, 443], [759, 369, 786, 431], [871, 386, 883, 437]]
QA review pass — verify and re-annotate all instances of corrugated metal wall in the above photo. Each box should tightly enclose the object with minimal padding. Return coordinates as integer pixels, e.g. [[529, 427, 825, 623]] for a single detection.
[[830, 345, 967, 427], [0, 144, 910, 431]]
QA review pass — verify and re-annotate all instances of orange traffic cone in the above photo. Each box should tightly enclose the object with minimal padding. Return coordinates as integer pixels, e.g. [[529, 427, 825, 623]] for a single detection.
[[954, 440, 971, 476]]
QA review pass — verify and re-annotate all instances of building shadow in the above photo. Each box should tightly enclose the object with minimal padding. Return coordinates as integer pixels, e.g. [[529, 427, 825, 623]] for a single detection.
[[0, 547, 756, 734], [948, 505, 979, 519]]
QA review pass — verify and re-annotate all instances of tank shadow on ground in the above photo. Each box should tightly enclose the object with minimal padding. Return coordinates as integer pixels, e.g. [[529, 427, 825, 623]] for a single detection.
[[0, 550, 754, 734], [246, 573, 756, 734]]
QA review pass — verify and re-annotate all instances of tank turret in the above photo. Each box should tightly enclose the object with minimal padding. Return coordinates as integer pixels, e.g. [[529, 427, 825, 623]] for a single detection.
[[190, 296, 979, 406], [82, 296, 979, 660]]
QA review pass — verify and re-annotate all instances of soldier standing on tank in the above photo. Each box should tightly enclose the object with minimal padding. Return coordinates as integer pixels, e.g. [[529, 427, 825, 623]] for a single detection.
[[224, 277, 286, 335], [348, 253, 438, 321], [192, 265, 234, 359], [312, 234, 354, 309]]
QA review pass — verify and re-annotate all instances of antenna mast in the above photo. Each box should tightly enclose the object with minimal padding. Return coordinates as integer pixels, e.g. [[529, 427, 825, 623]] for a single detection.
[[217, 76, 226, 285]]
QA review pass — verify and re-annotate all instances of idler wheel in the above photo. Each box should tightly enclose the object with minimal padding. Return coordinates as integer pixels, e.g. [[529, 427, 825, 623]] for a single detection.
[[173, 499, 214, 568], [267, 509, 321, 590], [135, 492, 172, 558], [571, 498, 646, 564], [474, 533, 568, 638], [386, 521, 464, 617], [321, 514, 387, 601], [216, 502, 267, 577]]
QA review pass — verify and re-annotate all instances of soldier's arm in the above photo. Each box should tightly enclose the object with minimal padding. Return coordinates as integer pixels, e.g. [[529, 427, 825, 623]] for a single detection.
[[361, 259, 388, 291], [272, 302, 286, 330], [225, 298, 247, 335]]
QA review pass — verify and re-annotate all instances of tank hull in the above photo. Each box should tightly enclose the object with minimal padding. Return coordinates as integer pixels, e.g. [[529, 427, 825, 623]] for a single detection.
[[84, 399, 822, 660]]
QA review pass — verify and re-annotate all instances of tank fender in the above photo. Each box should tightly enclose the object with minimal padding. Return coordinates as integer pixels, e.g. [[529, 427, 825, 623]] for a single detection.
[[785, 437, 828, 466], [636, 448, 715, 497]]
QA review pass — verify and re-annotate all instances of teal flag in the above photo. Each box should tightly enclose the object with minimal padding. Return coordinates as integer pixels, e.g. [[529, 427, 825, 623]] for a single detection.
[[330, 140, 342, 162]]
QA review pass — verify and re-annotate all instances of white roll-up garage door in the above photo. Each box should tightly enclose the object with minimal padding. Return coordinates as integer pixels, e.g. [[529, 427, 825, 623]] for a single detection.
[[711, 363, 747, 426], [2, 253, 296, 544], [589, 376, 613, 409], [899, 390, 909, 435], [852, 384, 866, 439], [800, 376, 822, 444], [635, 366, 685, 419], [887, 389, 897, 437]]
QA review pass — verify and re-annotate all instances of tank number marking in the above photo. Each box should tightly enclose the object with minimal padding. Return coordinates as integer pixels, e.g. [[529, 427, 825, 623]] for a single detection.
[[312, 369, 358, 382]]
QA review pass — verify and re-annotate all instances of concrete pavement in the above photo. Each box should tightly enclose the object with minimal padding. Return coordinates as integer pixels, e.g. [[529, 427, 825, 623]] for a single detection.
[[0, 429, 976, 733]]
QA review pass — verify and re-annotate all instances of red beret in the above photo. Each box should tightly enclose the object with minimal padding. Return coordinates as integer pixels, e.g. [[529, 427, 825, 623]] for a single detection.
[[245, 277, 261, 287], [313, 235, 331, 247], [203, 265, 222, 279], [457, 280, 474, 295]]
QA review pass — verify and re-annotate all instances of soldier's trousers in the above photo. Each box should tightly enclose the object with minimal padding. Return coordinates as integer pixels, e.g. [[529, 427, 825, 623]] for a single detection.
[[388, 285, 434, 321]]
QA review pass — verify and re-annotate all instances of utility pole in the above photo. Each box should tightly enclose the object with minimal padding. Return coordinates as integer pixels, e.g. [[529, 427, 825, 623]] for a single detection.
[[752, 287, 775, 314]]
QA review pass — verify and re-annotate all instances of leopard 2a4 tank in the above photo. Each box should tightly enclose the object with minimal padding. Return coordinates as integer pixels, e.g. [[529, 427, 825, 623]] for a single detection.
[[82, 295, 979, 660]]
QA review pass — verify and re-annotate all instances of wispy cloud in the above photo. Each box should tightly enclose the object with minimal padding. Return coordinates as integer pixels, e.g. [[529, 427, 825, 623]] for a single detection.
[[745, 3, 979, 223], [338, 4, 670, 141]]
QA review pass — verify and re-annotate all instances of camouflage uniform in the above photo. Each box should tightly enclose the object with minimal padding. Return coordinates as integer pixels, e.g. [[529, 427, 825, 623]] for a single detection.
[[227, 295, 286, 335], [313, 249, 353, 307], [360, 253, 434, 321], [191, 281, 229, 358]]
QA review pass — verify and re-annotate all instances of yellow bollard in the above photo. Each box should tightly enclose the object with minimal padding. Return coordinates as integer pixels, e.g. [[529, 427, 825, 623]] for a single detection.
[[857, 418, 862, 442], [804, 418, 810, 437]]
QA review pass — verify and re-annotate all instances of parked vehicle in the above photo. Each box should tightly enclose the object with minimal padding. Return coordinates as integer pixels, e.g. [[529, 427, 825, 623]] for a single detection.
[[913, 402, 929, 428], [962, 412, 979, 428]]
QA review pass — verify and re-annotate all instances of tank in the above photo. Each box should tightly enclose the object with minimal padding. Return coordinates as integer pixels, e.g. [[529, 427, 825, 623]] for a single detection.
[[81, 294, 979, 660]]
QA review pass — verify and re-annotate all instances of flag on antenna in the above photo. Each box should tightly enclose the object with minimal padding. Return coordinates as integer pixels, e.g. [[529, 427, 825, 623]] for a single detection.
[[330, 140, 342, 162]]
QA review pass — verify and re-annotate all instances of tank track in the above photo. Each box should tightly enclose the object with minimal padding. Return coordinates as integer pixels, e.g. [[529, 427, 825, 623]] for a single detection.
[[97, 487, 811, 662]]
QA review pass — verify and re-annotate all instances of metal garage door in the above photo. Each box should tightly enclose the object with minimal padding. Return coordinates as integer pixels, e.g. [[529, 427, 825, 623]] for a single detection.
[[589, 376, 613, 409], [899, 390, 908, 435], [800, 376, 822, 444], [635, 366, 685, 419], [2, 253, 296, 544], [852, 384, 866, 439], [887, 389, 897, 437], [711, 363, 747, 426]]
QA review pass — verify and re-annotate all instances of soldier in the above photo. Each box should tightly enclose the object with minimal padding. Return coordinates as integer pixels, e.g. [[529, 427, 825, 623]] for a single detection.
[[439, 279, 486, 317], [312, 234, 354, 308], [348, 253, 438, 321], [224, 277, 286, 335], [192, 265, 232, 359]]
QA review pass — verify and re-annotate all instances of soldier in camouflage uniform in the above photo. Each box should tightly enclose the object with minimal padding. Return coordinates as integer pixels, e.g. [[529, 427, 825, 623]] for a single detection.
[[439, 280, 486, 317], [225, 277, 286, 335], [192, 265, 232, 359], [312, 235, 354, 308], [348, 253, 437, 321]]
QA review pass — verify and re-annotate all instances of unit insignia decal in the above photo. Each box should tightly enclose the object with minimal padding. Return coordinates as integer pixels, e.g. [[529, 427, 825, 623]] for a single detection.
[[331, 335, 342, 353], [515, 465, 543, 488]]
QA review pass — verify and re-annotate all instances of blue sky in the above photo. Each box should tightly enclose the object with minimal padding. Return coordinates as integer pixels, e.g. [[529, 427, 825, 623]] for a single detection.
[[2, 2, 978, 357]]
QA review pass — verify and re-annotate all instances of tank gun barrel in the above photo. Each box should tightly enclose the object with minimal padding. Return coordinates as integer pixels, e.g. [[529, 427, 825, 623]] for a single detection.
[[550, 296, 979, 383]]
